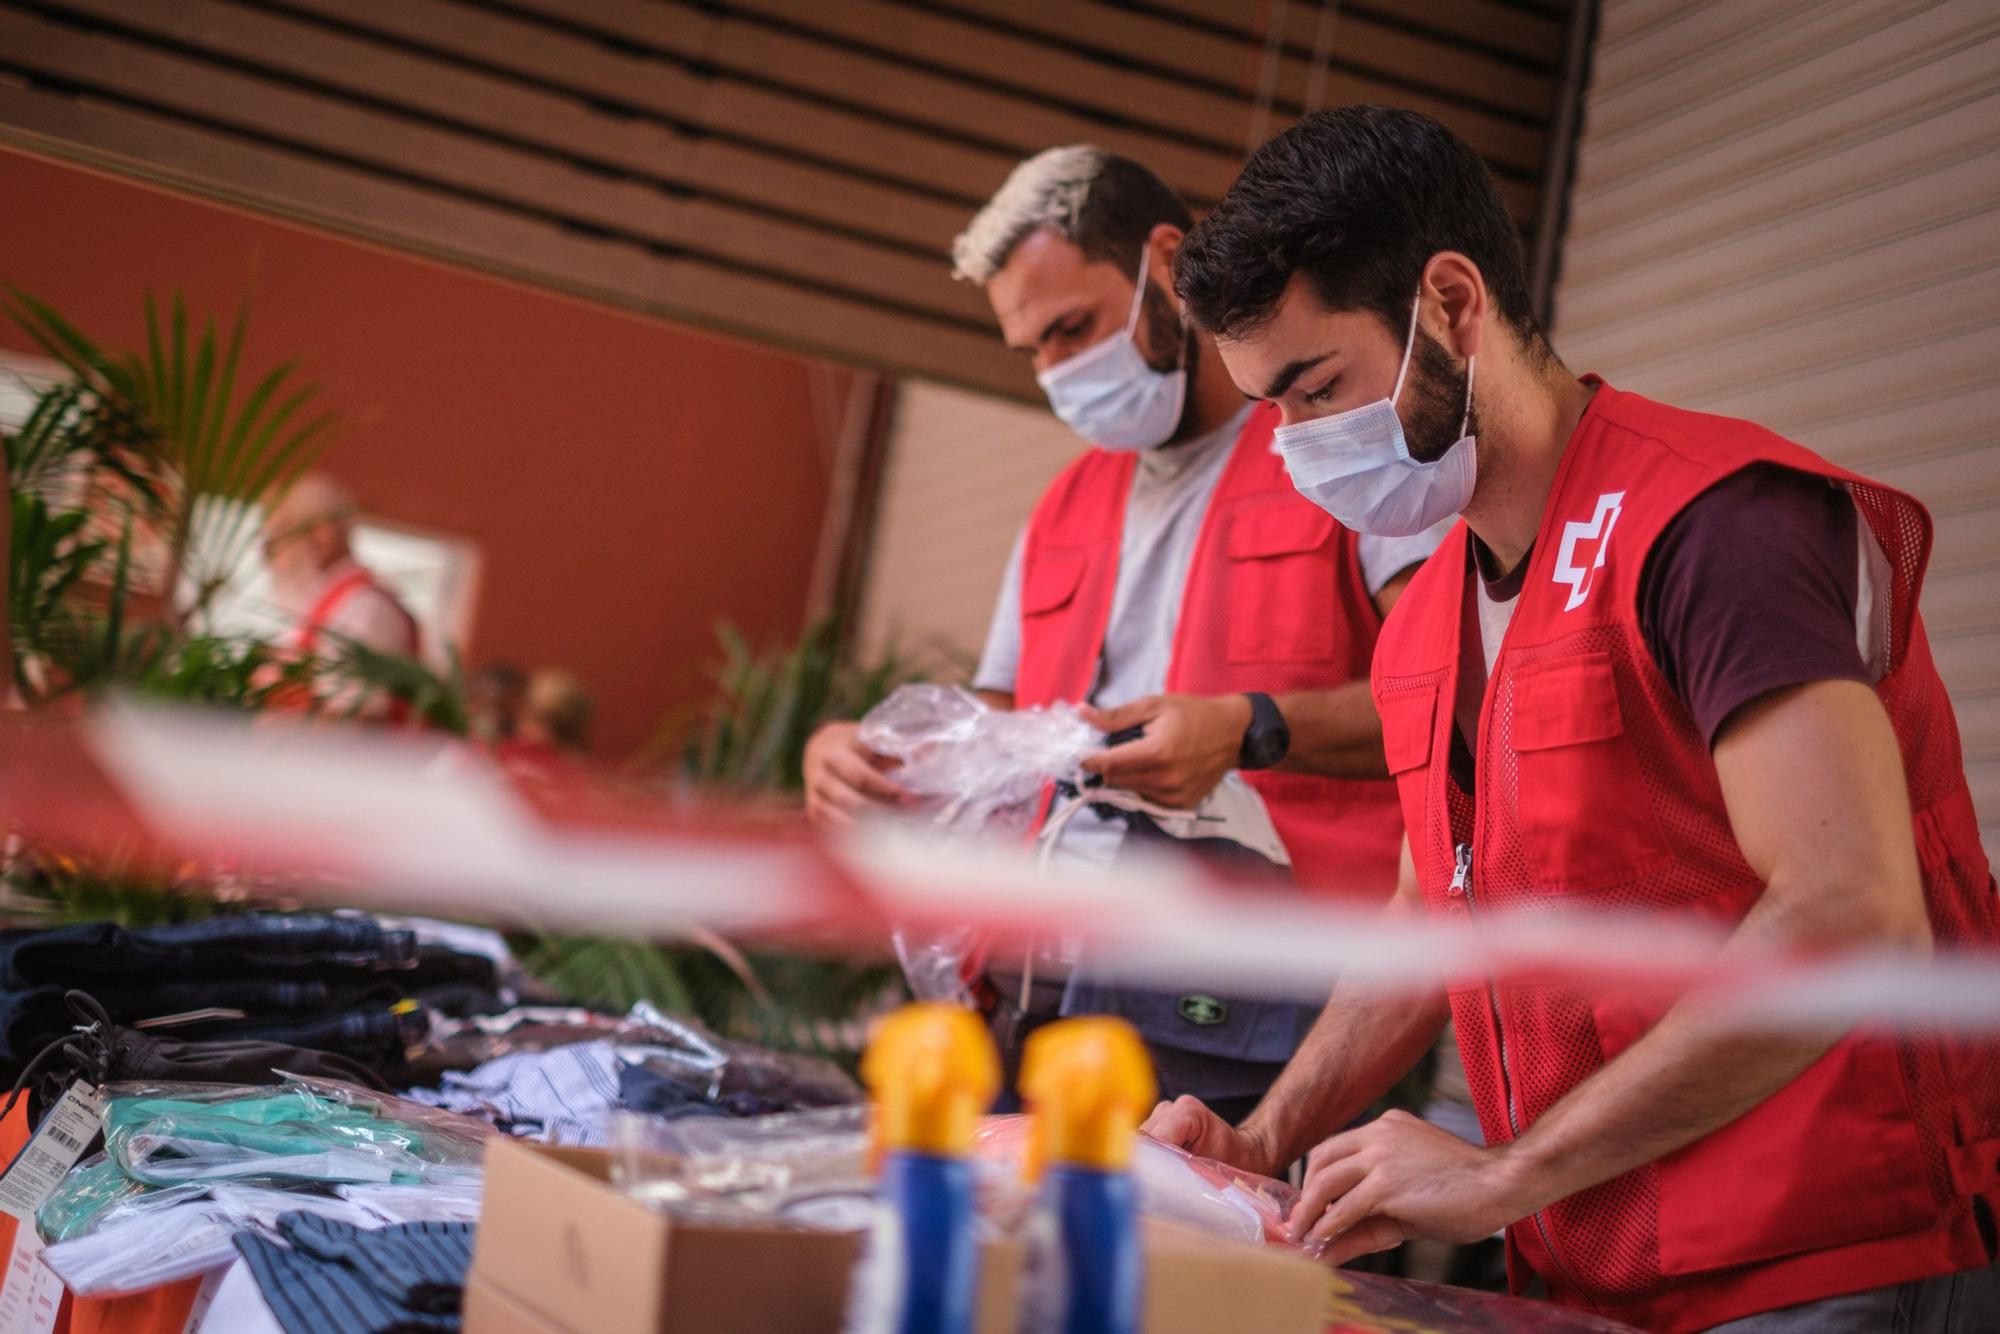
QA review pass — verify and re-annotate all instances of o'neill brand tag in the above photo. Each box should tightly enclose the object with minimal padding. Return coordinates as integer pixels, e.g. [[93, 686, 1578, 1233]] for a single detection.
[[0, 1081, 104, 1222], [1177, 995, 1229, 1027]]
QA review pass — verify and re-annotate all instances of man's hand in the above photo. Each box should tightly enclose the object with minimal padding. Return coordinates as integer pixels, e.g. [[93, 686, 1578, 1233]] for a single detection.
[[1141, 1095, 1278, 1175], [1290, 1109, 1529, 1265], [802, 721, 907, 829], [1079, 693, 1252, 808]]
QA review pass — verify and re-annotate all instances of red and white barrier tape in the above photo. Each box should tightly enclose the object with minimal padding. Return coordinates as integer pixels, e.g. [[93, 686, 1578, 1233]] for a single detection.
[[7, 701, 2000, 1030]]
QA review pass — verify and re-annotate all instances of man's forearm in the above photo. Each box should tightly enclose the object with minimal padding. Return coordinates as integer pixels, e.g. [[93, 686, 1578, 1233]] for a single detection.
[[1500, 878, 1919, 1214], [1273, 683, 1389, 780], [1502, 683, 1935, 1214], [1239, 978, 1449, 1173]]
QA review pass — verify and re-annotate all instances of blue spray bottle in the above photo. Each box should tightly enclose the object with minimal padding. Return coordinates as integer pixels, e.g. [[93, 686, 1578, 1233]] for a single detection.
[[845, 1002, 1000, 1334], [1018, 1016, 1157, 1334]]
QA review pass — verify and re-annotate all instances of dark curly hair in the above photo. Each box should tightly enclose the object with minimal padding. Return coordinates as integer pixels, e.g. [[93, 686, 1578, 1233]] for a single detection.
[[1177, 106, 1544, 353]]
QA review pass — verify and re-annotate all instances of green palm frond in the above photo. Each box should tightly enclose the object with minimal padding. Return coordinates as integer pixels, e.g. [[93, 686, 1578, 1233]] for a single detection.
[[315, 636, 470, 735], [671, 615, 938, 795], [2, 285, 337, 626]]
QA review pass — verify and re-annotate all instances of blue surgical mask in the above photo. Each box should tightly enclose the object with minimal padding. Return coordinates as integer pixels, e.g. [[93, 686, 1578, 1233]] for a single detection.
[[1272, 290, 1476, 537], [1036, 252, 1188, 451]]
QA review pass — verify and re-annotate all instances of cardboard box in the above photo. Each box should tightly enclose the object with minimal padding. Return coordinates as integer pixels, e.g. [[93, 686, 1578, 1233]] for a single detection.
[[469, 1137, 1325, 1334]]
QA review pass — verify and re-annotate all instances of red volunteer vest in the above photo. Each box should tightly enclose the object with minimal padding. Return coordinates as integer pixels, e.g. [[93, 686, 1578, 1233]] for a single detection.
[[273, 567, 420, 725], [1015, 403, 1404, 899], [1372, 381, 1998, 1333], [291, 567, 419, 658]]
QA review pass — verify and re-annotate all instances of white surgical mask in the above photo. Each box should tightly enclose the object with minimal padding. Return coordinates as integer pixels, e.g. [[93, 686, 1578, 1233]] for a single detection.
[[1271, 290, 1476, 536], [1036, 251, 1188, 451]]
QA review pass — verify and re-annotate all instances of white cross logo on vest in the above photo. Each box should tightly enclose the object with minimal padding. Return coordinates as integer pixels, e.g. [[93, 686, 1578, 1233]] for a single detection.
[[1553, 490, 1626, 611]]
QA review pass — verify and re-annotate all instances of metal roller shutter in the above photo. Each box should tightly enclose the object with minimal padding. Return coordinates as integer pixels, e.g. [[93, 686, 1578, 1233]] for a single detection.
[[1553, 0, 2000, 850]]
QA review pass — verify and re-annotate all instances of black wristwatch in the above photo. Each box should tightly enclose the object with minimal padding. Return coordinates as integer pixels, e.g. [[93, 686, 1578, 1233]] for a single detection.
[[1237, 692, 1290, 771]]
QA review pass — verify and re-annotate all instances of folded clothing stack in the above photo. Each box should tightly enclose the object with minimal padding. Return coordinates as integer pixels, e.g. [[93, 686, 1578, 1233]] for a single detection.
[[0, 913, 513, 1088], [35, 1080, 489, 1298], [401, 1003, 863, 1145], [236, 1213, 476, 1334]]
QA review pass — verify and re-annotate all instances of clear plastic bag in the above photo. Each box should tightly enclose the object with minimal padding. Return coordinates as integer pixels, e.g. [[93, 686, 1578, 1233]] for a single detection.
[[608, 1104, 874, 1229], [970, 1115, 1320, 1255], [102, 1078, 490, 1188], [857, 685, 1101, 834], [862, 685, 1102, 1005], [35, 1155, 204, 1244], [891, 925, 982, 1006], [621, 1000, 861, 1112]]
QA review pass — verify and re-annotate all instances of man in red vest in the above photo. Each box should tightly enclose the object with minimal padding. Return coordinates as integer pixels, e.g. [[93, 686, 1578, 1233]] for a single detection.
[[261, 474, 419, 718], [1143, 107, 1999, 1331], [804, 146, 1441, 1116]]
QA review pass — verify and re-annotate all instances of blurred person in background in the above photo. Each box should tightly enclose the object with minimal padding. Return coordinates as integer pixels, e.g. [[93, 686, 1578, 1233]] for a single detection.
[[262, 474, 417, 663], [258, 474, 418, 721], [499, 668, 592, 770], [804, 146, 1445, 1118], [466, 662, 526, 746]]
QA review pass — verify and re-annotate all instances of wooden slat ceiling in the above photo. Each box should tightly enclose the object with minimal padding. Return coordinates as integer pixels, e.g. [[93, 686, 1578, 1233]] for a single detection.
[[0, 0, 1570, 399]]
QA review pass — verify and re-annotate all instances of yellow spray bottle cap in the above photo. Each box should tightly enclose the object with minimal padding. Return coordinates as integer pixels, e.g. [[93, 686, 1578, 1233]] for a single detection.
[[862, 1002, 1001, 1161], [1019, 1017, 1158, 1177]]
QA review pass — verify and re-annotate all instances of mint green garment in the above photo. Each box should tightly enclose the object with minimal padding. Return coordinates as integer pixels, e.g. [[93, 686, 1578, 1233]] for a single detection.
[[105, 1091, 430, 1186], [34, 1157, 159, 1242]]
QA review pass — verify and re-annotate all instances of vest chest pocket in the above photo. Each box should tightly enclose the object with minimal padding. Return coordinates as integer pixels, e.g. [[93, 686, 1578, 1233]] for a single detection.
[[1022, 550, 1087, 617], [1505, 652, 1669, 892], [1377, 682, 1441, 884], [1223, 504, 1339, 665]]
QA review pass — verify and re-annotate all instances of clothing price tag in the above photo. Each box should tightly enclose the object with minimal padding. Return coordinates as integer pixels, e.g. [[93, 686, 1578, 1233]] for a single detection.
[[0, 1082, 104, 1221], [0, 1228, 62, 1334], [179, 1265, 228, 1334]]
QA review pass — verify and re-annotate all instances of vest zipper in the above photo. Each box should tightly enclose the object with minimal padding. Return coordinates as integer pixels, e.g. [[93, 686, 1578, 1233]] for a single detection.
[[1451, 841, 1588, 1302]]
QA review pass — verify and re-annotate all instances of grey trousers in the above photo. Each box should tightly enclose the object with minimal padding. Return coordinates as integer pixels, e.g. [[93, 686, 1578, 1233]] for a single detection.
[[1705, 1261, 2000, 1333]]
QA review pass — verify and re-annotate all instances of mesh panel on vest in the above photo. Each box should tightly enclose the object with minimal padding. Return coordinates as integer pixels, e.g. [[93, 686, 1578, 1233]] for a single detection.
[[1850, 481, 2000, 1195]]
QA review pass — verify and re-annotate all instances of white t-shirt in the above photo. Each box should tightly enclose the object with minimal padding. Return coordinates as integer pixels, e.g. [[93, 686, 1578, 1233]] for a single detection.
[[974, 407, 1448, 866]]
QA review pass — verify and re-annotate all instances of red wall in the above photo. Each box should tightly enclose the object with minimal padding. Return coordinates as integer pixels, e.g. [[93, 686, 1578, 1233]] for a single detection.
[[0, 146, 840, 758]]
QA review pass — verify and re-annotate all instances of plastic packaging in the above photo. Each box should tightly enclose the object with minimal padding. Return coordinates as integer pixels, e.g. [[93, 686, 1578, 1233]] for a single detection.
[[608, 1103, 873, 1226], [409, 1002, 861, 1124], [34, 1156, 203, 1243], [891, 926, 983, 1007], [857, 685, 1101, 834], [972, 1115, 1317, 1256], [102, 1079, 490, 1188], [622, 1000, 861, 1111], [862, 685, 1103, 1006]]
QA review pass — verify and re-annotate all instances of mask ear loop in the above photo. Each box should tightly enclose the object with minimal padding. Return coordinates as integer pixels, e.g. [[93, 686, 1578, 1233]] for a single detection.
[[1388, 287, 1424, 406], [1459, 355, 1477, 439], [1122, 249, 1154, 335], [1125, 247, 1192, 377], [1396, 288, 1477, 439]]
